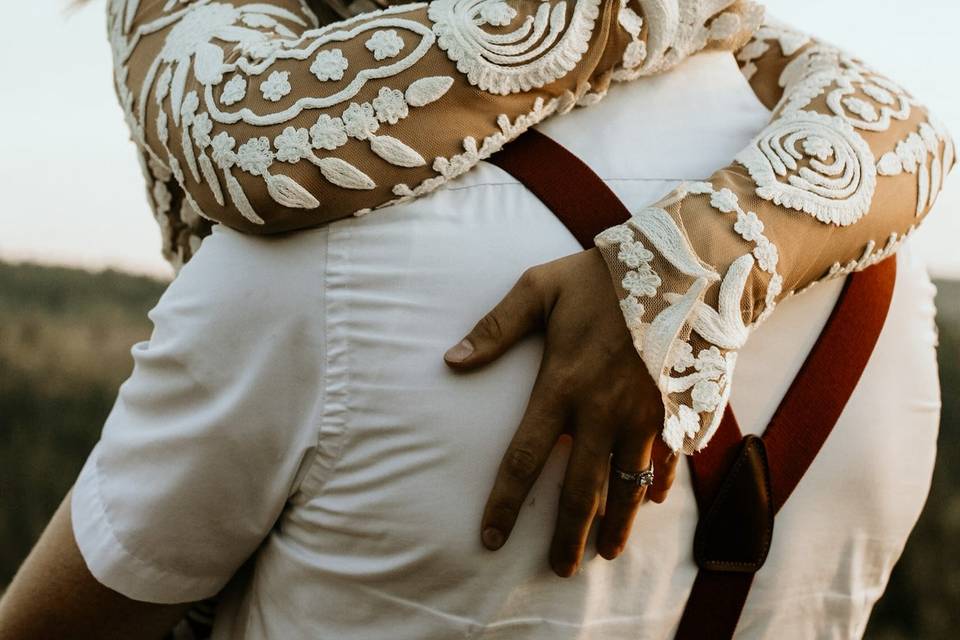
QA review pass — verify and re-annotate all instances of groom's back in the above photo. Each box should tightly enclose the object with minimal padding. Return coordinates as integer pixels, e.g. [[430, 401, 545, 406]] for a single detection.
[[141, 52, 937, 639]]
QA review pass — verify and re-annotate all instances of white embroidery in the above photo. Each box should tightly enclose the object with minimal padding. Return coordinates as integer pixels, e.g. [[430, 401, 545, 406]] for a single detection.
[[261, 70, 292, 101], [310, 48, 349, 81], [478, 1, 517, 27], [598, 176, 789, 453], [877, 118, 955, 216], [736, 110, 877, 226], [211, 131, 237, 169], [405, 76, 454, 107], [365, 29, 405, 60], [392, 95, 562, 202], [612, 0, 646, 77], [274, 126, 312, 163], [111, 0, 753, 264], [342, 102, 379, 140], [369, 135, 427, 167], [220, 74, 247, 105], [237, 136, 275, 176], [310, 114, 348, 150], [372, 87, 409, 124], [429, 0, 602, 95]]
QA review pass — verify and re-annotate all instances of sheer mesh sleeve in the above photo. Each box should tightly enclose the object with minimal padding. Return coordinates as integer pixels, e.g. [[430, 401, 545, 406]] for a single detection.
[[595, 20, 955, 453], [110, 0, 761, 267]]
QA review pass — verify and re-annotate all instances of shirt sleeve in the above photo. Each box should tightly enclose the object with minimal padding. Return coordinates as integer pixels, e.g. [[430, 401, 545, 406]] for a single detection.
[[71, 226, 328, 604], [110, 0, 762, 267], [594, 19, 956, 453]]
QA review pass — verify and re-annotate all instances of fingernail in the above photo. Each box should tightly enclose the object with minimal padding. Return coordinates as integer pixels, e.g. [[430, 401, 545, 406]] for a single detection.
[[445, 339, 474, 363], [482, 527, 504, 550]]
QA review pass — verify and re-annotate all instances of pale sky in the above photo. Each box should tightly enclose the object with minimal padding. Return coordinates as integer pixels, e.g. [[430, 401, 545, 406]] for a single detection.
[[1, 1, 958, 280]]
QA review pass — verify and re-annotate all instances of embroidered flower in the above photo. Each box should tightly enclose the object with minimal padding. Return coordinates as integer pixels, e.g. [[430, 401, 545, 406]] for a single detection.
[[802, 136, 833, 161], [622, 266, 661, 298], [260, 71, 291, 102], [617, 240, 654, 269], [236, 136, 274, 175], [479, 2, 517, 27], [274, 127, 312, 163], [619, 296, 645, 330], [372, 87, 409, 124], [694, 346, 726, 377], [211, 132, 237, 169], [692, 379, 723, 413], [310, 49, 349, 82], [710, 187, 739, 213], [596, 224, 635, 246], [753, 237, 779, 272], [220, 75, 247, 106], [180, 90, 200, 125], [664, 404, 701, 452], [191, 112, 213, 149], [342, 102, 379, 140], [843, 96, 878, 122], [670, 341, 695, 373], [733, 210, 764, 242], [310, 114, 348, 150], [365, 30, 404, 60]]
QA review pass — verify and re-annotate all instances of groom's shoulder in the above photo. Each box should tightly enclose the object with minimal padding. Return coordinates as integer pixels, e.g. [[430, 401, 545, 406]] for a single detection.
[[151, 225, 329, 339]]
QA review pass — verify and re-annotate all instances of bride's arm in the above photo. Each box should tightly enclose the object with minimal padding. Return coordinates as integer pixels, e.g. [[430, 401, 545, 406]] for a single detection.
[[594, 21, 955, 452], [111, 0, 760, 266]]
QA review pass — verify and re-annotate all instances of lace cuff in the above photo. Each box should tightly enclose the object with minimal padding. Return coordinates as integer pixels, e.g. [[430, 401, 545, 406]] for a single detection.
[[596, 181, 778, 454]]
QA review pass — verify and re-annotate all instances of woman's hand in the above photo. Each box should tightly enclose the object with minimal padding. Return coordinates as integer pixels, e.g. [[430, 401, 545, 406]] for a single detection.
[[444, 248, 681, 577]]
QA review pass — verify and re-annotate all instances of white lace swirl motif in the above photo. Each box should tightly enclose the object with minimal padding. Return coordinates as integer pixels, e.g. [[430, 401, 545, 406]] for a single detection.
[[428, 0, 602, 94], [735, 110, 876, 226]]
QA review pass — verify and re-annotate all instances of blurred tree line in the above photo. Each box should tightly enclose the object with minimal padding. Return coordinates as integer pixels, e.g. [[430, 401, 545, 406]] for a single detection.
[[0, 261, 957, 637]]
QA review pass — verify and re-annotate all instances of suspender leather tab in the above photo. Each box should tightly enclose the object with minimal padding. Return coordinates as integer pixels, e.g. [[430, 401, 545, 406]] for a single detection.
[[693, 434, 773, 573]]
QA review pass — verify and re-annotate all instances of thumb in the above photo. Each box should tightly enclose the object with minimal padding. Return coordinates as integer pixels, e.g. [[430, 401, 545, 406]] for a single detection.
[[444, 267, 549, 370]]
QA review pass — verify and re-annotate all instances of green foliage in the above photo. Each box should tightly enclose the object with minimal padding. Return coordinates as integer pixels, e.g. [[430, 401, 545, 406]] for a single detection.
[[0, 261, 956, 635], [0, 262, 167, 579]]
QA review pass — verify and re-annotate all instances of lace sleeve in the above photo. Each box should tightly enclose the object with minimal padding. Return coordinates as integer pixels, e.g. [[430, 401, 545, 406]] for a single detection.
[[110, 0, 761, 267], [595, 20, 956, 454]]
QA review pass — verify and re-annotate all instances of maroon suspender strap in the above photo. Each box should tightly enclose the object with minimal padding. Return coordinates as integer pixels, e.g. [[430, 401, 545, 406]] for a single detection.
[[490, 130, 897, 639], [489, 129, 633, 246], [675, 254, 897, 639]]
